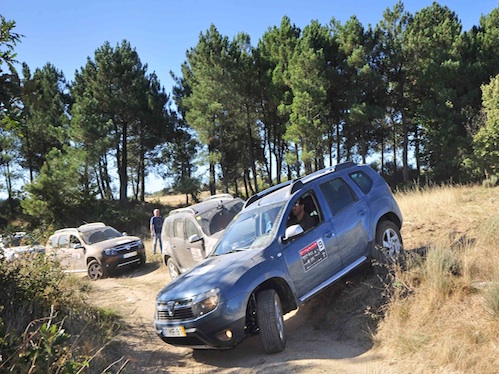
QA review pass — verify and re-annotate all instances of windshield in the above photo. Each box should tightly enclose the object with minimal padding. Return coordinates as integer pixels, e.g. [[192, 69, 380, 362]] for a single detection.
[[213, 201, 286, 255], [80, 226, 123, 245], [197, 199, 244, 236]]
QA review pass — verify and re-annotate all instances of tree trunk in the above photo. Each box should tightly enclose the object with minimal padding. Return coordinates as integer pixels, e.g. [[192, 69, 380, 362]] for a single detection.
[[119, 122, 128, 206], [402, 108, 409, 183], [209, 143, 216, 195]]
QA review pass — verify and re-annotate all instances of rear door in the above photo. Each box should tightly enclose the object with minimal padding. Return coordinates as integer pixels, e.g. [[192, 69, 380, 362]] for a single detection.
[[55, 234, 72, 269], [319, 177, 370, 267]]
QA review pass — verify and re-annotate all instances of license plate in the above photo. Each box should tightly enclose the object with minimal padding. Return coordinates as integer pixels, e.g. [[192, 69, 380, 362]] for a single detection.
[[123, 251, 137, 259], [163, 326, 186, 337]]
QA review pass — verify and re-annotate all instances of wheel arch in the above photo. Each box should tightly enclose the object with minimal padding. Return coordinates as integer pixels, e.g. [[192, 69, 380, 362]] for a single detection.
[[252, 277, 297, 315], [376, 212, 402, 232], [86, 255, 99, 265], [162, 253, 171, 266]]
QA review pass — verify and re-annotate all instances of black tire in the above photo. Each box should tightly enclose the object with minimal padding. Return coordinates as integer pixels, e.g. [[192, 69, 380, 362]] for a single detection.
[[167, 258, 180, 281], [256, 289, 286, 353], [87, 259, 107, 280], [372, 220, 404, 265]]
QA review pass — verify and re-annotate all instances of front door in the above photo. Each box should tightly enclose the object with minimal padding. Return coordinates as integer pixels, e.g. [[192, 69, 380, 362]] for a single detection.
[[170, 218, 196, 271], [281, 191, 343, 300], [185, 218, 205, 265], [67, 234, 86, 271]]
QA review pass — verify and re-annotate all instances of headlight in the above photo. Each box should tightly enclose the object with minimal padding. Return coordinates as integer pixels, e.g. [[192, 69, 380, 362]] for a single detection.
[[191, 288, 220, 318], [103, 248, 118, 256]]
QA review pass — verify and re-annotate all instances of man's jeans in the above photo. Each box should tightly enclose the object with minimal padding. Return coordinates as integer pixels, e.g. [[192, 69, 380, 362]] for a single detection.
[[152, 233, 162, 254]]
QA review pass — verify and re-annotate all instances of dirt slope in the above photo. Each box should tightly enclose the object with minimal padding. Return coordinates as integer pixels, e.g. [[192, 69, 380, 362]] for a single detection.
[[85, 256, 405, 374]]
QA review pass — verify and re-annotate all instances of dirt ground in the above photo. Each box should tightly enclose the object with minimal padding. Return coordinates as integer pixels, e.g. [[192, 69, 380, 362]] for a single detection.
[[85, 241, 409, 374]]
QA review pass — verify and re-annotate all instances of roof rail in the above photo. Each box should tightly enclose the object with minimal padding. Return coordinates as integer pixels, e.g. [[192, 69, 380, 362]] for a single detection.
[[78, 222, 106, 230], [301, 161, 357, 181], [168, 207, 197, 216], [202, 193, 234, 202], [335, 161, 356, 171], [244, 180, 294, 208], [245, 162, 358, 208]]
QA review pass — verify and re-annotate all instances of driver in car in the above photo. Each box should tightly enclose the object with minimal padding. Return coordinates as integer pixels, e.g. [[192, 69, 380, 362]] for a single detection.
[[288, 197, 317, 231]]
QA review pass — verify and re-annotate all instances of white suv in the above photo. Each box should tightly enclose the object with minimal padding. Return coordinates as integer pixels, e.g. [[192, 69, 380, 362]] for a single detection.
[[46, 222, 146, 280]]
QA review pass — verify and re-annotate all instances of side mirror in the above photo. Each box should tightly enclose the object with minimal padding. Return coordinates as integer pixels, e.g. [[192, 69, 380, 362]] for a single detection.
[[283, 224, 304, 242], [188, 234, 203, 243], [122, 232, 127, 236]]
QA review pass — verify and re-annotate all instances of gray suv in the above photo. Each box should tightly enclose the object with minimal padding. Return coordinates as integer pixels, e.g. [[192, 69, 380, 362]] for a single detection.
[[154, 162, 403, 353], [161, 194, 244, 279]]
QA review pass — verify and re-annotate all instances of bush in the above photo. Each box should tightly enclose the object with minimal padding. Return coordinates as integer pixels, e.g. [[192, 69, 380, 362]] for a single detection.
[[0, 255, 121, 372], [482, 175, 498, 188]]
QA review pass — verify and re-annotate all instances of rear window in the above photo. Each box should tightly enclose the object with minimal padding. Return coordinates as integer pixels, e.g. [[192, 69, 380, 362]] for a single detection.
[[320, 178, 355, 215], [199, 199, 244, 236], [349, 171, 373, 194]]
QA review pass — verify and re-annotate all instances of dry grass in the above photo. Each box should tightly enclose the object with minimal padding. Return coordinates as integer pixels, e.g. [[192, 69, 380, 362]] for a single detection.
[[145, 191, 212, 209], [376, 185, 499, 373]]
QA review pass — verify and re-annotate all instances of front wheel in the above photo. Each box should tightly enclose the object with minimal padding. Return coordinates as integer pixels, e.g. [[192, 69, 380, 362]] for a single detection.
[[372, 220, 404, 264], [87, 259, 107, 280], [167, 258, 180, 281], [256, 289, 286, 353]]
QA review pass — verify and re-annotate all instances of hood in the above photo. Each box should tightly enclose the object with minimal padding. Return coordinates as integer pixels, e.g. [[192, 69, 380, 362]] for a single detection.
[[204, 230, 224, 254], [157, 249, 258, 302], [89, 235, 142, 250]]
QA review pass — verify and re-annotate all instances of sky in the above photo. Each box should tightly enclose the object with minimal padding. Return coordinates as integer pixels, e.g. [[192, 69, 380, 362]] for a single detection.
[[2, 0, 499, 194]]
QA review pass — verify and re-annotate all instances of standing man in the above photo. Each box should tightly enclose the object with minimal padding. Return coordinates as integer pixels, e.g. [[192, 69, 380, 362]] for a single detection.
[[150, 209, 163, 255]]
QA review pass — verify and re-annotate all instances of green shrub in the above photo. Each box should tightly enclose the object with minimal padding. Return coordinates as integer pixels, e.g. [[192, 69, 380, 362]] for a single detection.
[[482, 175, 498, 188], [0, 255, 121, 372]]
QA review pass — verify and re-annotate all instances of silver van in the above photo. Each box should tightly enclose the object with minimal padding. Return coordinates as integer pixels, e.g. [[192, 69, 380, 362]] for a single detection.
[[161, 194, 244, 279]]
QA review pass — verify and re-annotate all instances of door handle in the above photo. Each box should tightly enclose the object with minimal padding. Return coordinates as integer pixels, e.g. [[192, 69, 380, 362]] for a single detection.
[[325, 232, 334, 238], [358, 210, 366, 216]]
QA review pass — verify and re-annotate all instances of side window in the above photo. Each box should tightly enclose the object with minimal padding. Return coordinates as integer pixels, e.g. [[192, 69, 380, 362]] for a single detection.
[[349, 171, 373, 194], [164, 219, 173, 238], [48, 236, 57, 249], [185, 219, 200, 238], [57, 234, 69, 248], [69, 235, 81, 248], [173, 219, 184, 239], [287, 191, 321, 231], [320, 178, 355, 215]]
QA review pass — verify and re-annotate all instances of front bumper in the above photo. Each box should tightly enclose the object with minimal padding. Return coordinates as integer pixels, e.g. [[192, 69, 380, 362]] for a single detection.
[[154, 292, 248, 349], [101, 249, 146, 273]]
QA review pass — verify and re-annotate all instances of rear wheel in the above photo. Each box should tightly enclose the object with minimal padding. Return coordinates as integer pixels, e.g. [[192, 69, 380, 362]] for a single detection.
[[87, 260, 107, 280], [372, 220, 404, 265], [167, 258, 180, 281], [256, 289, 286, 353]]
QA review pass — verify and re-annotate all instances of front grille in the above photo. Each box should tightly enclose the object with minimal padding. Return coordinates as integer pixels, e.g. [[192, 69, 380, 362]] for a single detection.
[[115, 240, 141, 253], [157, 299, 195, 321]]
